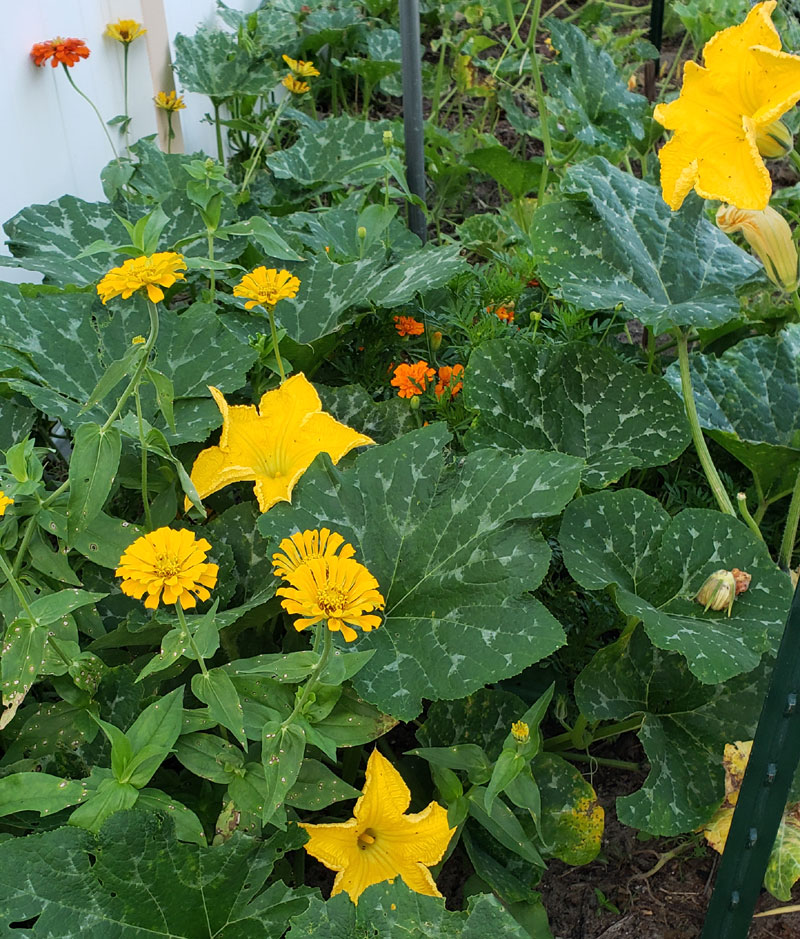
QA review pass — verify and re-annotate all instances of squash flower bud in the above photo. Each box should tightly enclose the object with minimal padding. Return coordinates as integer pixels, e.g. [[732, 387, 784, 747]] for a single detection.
[[696, 569, 750, 617], [716, 205, 798, 292], [756, 119, 793, 159]]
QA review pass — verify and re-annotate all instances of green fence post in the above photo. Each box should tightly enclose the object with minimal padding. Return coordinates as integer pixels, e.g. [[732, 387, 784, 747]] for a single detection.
[[399, 0, 427, 243], [701, 581, 800, 938], [645, 0, 665, 99]]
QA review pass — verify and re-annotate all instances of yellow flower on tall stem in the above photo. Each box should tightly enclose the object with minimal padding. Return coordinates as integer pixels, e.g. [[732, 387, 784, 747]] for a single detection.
[[187, 374, 374, 513], [96, 252, 186, 304], [653, 1, 800, 210], [271, 527, 355, 579], [234, 267, 301, 382], [105, 20, 146, 44], [154, 90, 186, 112], [116, 527, 218, 610], [0, 491, 13, 517], [300, 749, 455, 903]]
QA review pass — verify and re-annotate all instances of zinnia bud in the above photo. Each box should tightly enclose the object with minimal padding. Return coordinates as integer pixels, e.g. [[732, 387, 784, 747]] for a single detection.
[[431, 330, 443, 352], [756, 119, 793, 159], [696, 570, 737, 616], [511, 720, 530, 744], [357, 226, 367, 240], [716, 205, 798, 292]]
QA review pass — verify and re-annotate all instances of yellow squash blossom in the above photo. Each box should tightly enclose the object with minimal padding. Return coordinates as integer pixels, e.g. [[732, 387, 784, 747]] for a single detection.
[[275, 552, 385, 642], [187, 373, 374, 513], [271, 527, 355, 579], [105, 19, 146, 44], [154, 90, 186, 112], [300, 749, 455, 903], [233, 267, 300, 310], [97, 252, 186, 304], [0, 491, 13, 516], [703, 741, 753, 853], [716, 204, 798, 291], [116, 527, 218, 610], [654, 1, 800, 210], [282, 54, 320, 77]]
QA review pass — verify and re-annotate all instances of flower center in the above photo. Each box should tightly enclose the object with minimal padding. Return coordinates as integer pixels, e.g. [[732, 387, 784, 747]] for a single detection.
[[316, 585, 347, 615], [255, 285, 280, 305], [153, 553, 182, 579], [357, 828, 377, 850]]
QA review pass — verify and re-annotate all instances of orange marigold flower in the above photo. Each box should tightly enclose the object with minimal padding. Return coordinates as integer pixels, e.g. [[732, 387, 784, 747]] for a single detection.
[[435, 364, 464, 399], [393, 315, 424, 337], [31, 37, 90, 68], [488, 303, 515, 324], [391, 361, 435, 398]]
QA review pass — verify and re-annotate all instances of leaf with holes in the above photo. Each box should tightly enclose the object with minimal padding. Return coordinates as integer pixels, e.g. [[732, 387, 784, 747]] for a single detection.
[[559, 489, 789, 683], [465, 339, 689, 487], [529, 158, 761, 334], [576, 625, 770, 834], [259, 425, 581, 720], [0, 809, 313, 936], [665, 325, 800, 503]]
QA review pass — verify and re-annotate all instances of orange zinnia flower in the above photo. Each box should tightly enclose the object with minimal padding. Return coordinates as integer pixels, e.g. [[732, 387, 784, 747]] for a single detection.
[[435, 364, 464, 399], [391, 362, 435, 398], [393, 315, 424, 337], [31, 37, 90, 68]]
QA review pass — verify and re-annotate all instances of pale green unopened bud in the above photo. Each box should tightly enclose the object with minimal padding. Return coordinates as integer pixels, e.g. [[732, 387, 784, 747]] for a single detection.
[[382, 129, 394, 146], [531, 311, 542, 323], [716, 204, 798, 292], [357, 226, 367, 240], [431, 330, 443, 352], [756, 119, 793, 159]]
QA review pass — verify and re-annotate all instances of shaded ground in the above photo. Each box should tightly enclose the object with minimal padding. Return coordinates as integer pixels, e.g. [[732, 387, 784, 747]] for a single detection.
[[539, 737, 800, 939]]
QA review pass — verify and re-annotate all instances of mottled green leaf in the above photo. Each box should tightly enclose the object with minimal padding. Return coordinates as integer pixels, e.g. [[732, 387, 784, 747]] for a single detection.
[[0, 809, 311, 936], [544, 20, 647, 149], [260, 425, 580, 720], [532, 752, 603, 865], [576, 625, 769, 834], [530, 158, 761, 334], [173, 27, 277, 98], [286, 880, 531, 938], [765, 812, 800, 901], [466, 339, 689, 487], [0, 397, 35, 451], [666, 325, 800, 502], [315, 383, 416, 444], [285, 759, 360, 810], [560, 489, 790, 683], [0, 773, 87, 818], [465, 148, 544, 200]]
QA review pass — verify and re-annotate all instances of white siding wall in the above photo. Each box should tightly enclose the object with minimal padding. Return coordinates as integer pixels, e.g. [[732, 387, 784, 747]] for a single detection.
[[1, 0, 260, 281]]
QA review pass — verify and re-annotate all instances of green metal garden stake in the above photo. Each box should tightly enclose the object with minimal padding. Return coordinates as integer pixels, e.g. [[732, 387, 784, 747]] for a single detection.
[[645, 0, 666, 100], [399, 0, 427, 243], [701, 579, 800, 938]]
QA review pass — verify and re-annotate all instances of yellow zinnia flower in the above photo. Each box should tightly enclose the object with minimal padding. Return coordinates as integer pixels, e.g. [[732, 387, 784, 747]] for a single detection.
[[300, 749, 455, 903], [153, 90, 186, 112], [282, 74, 310, 95], [281, 54, 320, 77], [115, 527, 218, 610], [271, 527, 356, 579], [276, 552, 384, 642], [233, 267, 300, 310], [105, 19, 146, 44], [0, 491, 13, 517], [97, 252, 186, 305], [187, 373, 374, 514], [653, 1, 800, 211]]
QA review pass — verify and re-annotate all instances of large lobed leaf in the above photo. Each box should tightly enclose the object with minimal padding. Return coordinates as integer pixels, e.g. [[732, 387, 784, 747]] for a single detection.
[[465, 338, 689, 488], [560, 488, 790, 684], [173, 27, 277, 98], [259, 425, 582, 720], [666, 325, 800, 502], [576, 626, 770, 834], [529, 158, 761, 334], [0, 809, 312, 936]]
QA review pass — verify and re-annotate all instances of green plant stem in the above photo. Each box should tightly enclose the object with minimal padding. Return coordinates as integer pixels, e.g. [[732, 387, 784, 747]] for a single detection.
[[10, 518, 37, 579], [62, 65, 121, 165], [675, 329, 735, 515], [166, 112, 175, 154], [212, 100, 225, 166], [282, 628, 332, 729], [792, 289, 800, 320], [240, 97, 288, 193], [134, 388, 152, 531], [122, 43, 131, 154], [41, 479, 70, 510], [503, 0, 524, 49], [779, 467, 800, 569], [0, 551, 36, 620], [528, 0, 553, 205], [559, 752, 641, 772], [267, 306, 286, 383], [545, 714, 644, 751], [430, 40, 448, 122], [791, 149, 800, 174], [207, 231, 216, 299], [655, 31, 689, 103], [101, 301, 159, 432], [176, 604, 209, 678], [736, 492, 764, 542]]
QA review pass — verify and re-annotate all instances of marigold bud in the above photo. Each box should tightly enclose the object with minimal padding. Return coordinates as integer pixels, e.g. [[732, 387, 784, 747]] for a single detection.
[[696, 569, 737, 616], [511, 720, 530, 744], [716, 204, 798, 292], [756, 119, 793, 159]]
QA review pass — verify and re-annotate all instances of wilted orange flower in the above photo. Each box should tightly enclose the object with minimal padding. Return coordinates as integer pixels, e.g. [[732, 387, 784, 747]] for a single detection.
[[391, 361, 435, 398], [154, 90, 186, 111], [105, 19, 146, 44], [435, 364, 464, 399], [394, 315, 424, 337], [282, 74, 310, 94], [31, 38, 90, 68]]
